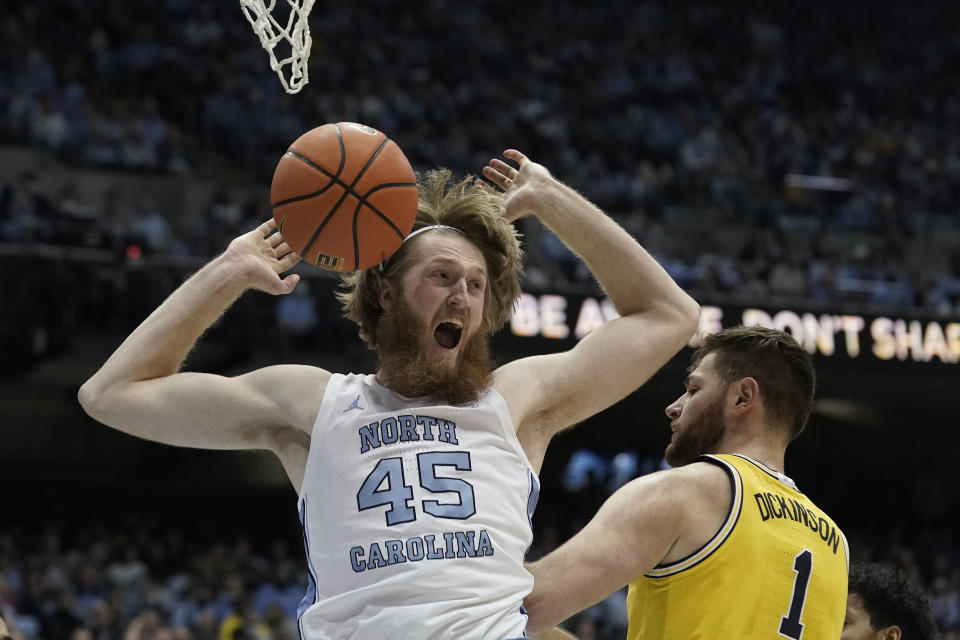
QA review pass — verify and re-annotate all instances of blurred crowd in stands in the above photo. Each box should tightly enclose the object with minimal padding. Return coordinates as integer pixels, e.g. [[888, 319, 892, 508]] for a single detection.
[[2, 2, 958, 638], [0, 518, 304, 640], [2, 0, 960, 313], [1, 449, 959, 640]]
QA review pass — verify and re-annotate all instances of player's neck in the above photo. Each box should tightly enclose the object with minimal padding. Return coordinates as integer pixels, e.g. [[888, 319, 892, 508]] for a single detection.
[[374, 370, 432, 400], [716, 432, 786, 473]]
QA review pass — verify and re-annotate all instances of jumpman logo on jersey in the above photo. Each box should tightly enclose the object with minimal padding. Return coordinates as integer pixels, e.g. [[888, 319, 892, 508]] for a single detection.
[[343, 395, 364, 413]]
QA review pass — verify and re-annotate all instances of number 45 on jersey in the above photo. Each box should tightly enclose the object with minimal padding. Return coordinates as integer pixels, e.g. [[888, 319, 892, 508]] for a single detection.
[[357, 452, 476, 525]]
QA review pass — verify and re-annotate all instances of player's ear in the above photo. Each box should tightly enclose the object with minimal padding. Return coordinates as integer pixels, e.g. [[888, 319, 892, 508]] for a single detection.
[[880, 625, 902, 640], [377, 275, 395, 311], [731, 377, 759, 413]]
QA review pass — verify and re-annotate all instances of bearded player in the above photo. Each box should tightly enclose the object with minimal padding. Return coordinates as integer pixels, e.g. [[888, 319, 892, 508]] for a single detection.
[[525, 326, 849, 639], [79, 150, 699, 639]]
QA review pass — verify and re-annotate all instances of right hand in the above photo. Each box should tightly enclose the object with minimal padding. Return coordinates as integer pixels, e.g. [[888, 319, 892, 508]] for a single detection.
[[481, 149, 556, 222], [224, 219, 301, 295]]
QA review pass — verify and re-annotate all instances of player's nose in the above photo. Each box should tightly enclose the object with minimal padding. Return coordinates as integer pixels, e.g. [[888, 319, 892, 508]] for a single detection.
[[447, 278, 468, 305], [665, 401, 681, 420]]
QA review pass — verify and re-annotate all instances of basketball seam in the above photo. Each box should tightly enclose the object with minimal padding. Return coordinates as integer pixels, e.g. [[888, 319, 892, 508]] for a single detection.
[[352, 201, 362, 271], [276, 151, 339, 189], [361, 181, 419, 201], [277, 126, 346, 240], [277, 148, 347, 257], [271, 169, 339, 208], [275, 153, 418, 210], [350, 187, 414, 271], [343, 137, 404, 269], [297, 126, 362, 260], [358, 184, 417, 238], [300, 135, 391, 266], [351, 182, 418, 269]]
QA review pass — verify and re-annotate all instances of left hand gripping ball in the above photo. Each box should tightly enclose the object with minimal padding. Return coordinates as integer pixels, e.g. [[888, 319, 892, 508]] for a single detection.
[[271, 122, 418, 271]]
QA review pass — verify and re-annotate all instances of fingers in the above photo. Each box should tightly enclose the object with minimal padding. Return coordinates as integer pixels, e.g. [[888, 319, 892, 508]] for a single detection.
[[280, 273, 301, 293], [489, 158, 518, 179], [503, 149, 528, 166], [482, 165, 511, 190], [272, 240, 295, 257], [277, 248, 301, 271], [256, 218, 278, 236], [268, 230, 285, 247], [267, 272, 301, 296], [482, 150, 529, 192]]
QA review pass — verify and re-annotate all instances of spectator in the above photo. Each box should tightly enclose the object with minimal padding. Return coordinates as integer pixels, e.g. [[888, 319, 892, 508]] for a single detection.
[[842, 562, 939, 640]]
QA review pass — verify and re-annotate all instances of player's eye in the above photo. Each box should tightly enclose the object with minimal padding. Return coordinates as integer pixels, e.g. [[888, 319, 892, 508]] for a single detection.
[[470, 280, 483, 290]]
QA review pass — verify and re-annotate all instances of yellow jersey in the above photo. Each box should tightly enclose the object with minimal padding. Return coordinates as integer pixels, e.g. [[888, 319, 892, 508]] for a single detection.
[[626, 454, 848, 640]]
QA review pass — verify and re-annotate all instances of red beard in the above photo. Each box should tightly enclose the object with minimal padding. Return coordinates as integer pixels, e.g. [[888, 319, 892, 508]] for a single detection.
[[374, 297, 494, 405]]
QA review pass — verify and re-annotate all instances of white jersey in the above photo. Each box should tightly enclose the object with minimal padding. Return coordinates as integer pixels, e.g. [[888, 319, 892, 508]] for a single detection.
[[296, 373, 539, 640]]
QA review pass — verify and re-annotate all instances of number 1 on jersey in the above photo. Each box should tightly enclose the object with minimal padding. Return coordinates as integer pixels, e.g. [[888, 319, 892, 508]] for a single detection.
[[779, 549, 813, 639]]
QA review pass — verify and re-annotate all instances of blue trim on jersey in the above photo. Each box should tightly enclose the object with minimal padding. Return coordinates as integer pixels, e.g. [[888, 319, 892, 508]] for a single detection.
[[296, 496, 321, 637], [525, 470, 540, 531], [520, 470, 540, 634], [522, 469, 540, 561]]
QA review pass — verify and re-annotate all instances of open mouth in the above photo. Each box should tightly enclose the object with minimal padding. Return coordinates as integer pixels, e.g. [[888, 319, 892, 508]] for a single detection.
[[434, 321, 463, 349]]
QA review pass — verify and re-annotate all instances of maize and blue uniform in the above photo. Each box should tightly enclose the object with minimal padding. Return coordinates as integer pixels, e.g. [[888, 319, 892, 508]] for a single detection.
[[626, 454, 848, 640]]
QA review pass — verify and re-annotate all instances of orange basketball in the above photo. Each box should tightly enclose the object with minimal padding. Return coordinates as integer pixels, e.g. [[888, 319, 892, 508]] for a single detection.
[[271, 122, 418, 271]]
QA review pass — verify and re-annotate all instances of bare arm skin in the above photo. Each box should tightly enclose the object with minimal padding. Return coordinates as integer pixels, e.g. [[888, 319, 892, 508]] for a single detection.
[[486, 150, 700, 472], [78, 220, 329, 489], [523, 462, 731, 632]]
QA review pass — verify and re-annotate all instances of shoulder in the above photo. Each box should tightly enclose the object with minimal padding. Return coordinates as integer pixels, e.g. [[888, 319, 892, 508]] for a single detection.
[[491, 355, 558, 430], [240, 364, 333, 395], [574, 462, 733, 566], [681, 457, 739, 485], [673, 459, 735, 507], [491, 357, 539, 400], [607, 461, 733, 539], [491, 358, 539, 431], [639, 461, 736, 565], [623, 461, 731, 504], [238, 364, 334, 435], [591, 462, 732, 525]]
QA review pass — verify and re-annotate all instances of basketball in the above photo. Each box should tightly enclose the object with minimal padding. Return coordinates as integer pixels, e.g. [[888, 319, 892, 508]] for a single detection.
[[271, 122, 419, 271]]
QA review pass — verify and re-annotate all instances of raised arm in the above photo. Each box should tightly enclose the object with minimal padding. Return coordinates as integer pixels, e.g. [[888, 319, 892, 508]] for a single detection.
[[78, 220, 328, 471], [486, 151, 699, 467]]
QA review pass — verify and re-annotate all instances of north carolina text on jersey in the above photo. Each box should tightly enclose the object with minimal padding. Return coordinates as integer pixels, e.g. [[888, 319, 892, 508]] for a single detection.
[[359, 414, 460, 453]]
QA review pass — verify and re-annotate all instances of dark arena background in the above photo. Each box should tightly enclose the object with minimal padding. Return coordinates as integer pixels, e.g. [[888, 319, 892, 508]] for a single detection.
[[1, 1, 959, 638]]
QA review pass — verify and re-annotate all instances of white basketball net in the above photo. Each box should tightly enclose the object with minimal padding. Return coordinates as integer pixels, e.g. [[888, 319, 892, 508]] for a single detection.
[[239, 0, 316, 94]]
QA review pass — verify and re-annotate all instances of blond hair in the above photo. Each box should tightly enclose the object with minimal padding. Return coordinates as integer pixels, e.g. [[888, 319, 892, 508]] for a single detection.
[[337, 169, 523, 348]]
